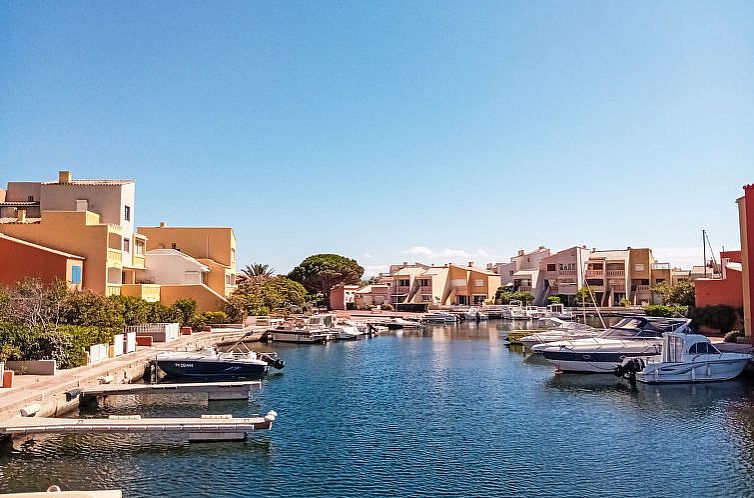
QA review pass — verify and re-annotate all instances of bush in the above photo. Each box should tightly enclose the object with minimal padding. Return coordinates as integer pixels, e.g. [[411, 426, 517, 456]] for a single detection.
[[689, 305, 742, 334], [547, 296, 561, 305], [346, 302, 357, 310], [171, 299, 198, 326], [724, 330, 744, 343], [109, 295, 150, 326], [619, 298, 632, 307], [644, 304, 688, 318]]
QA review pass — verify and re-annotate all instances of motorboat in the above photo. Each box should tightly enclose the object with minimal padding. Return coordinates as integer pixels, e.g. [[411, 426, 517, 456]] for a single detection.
[[523, 306, 547, 320], [385, 317, 424, 330], [422, 312, 460, 324], [462, 308, 489, 321], [268, 326, 331, 343], [615, 331, 751, 383], [503, 301, 528, 320], [155, 346, 284, 379], [532, 316, 691, 373], [544, 303, 575, 321], [518, 318, 601, 348]]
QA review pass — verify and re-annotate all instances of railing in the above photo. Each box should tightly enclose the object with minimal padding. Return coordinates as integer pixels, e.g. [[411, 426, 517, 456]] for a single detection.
[[652, 263, 671, 270], [107, 249, 122, 265], [454, 286, 468, 295], [558, 269, 577, 276], [420, 286, 432, 294], [611, 285, 626, 292], [606, 270, 625, 278], [518, 286, 532, 292], [132, 255, 145, 268], [585, 270, 604, 278], [636, 285, 652, 292], [105, 285, 121, 296], [395, 286, 410, 294]]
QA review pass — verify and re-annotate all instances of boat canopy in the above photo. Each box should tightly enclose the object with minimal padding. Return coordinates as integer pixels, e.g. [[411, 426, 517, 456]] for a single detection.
[[598, 317, 690, 339]]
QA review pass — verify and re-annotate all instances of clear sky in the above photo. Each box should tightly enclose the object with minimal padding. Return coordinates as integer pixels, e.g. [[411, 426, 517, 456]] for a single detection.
[[2, 1, 752, 275]]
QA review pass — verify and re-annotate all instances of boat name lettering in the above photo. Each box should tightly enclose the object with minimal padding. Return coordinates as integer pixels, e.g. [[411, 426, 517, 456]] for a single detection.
[[174, 362, 194, 368]]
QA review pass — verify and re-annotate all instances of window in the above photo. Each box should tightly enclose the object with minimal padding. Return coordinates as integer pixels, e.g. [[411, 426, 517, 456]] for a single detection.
[[398, 279, 410, 287], [559, 263, 576, 271], [171, 242, 177, 249], [509, 270, 514, 276], [124, 205, 131, 221], [225, 274, 232, 285], [123, 238, 130, 252], [474, 279, 484, 287], [135, 241, 144, 255], [27, 195, 34, 202], [635, 264, 645, 271], [547, 264, 556, 271], [70, 265, 82, 284]]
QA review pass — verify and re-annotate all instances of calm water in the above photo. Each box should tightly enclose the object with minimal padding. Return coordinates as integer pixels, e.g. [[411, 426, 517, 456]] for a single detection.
[[3, 321, 754, 497]]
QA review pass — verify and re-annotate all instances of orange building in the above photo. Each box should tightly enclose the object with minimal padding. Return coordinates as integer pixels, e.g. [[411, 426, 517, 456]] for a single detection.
[[694, 251, 743, 308], [0, 233, 84, 290], [738, 185, 754, 335]]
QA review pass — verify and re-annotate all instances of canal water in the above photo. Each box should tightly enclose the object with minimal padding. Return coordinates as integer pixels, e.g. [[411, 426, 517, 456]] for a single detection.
[[2, 320, 754, 497]]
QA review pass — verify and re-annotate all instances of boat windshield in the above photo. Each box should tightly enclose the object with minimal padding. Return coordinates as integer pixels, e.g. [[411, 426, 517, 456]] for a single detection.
[[597, 317, 688, 339]]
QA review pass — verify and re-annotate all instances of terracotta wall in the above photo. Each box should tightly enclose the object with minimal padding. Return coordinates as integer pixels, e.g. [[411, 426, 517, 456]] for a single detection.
[[0, 236, 81, 289], [695, 270, 744, 308]]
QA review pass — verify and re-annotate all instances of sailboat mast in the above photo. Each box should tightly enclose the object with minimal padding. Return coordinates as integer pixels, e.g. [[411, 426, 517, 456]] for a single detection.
[[703, 229, 707, 278]]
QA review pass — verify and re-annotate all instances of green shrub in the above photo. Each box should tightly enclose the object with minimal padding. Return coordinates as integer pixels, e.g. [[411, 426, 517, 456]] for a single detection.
[[547, 296, 561, 305], [724, 330, 744, 343], [644, 304, 688, 318], [689, 305, 742, 334], [171, 299, 198, 326]]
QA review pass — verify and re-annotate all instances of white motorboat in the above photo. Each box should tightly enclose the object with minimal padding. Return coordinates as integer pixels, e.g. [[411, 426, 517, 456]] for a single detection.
[[462, 308, 489, 321], [422, 312, 460, 324], [384, 317, 423, 330], [523, 306, 547, 319], [518, 318, 601, 348], [503, 300, 528, 320], [532, 317, 691, 373], [544, 303, 575, 321], [615, 331, 751, 383]]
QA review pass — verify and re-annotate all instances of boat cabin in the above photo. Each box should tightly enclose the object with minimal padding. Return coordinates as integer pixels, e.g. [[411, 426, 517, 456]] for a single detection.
[[308, 314, 336, 329], [661, 332, 720, 363]]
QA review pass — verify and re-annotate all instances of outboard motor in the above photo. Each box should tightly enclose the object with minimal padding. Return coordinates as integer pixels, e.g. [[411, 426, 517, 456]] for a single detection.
[[258, 352, 286, 370], [614, 357, 645, 381]]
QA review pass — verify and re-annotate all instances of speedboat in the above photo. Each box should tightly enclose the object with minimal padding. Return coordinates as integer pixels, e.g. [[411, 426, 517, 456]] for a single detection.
[[532, 317, 691, 373], [155, 347, 284, 379], [518, 318, 601, 348], [462, 308, 489, 321], [615, 331, 751, 383], [268, 326, 330, 343], [385, 317, 423, 330], [503, 301, 528, 320], [422, 312, 460, 324], [544, 303, 575, 321], [523, 306, 547, 319]]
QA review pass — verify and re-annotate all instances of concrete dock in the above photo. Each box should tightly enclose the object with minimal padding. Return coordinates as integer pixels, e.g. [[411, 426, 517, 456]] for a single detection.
[[0, 329, 251, 420], [0, 411, 277, 442], [81, 380, 262, 401], [0, 491, 121, 498]]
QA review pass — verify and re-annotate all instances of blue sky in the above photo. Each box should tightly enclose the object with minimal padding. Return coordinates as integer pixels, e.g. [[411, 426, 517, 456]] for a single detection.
[[1, 1, 752, 275]]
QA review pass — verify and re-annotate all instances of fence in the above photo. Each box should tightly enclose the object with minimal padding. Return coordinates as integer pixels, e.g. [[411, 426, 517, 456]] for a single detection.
[[125, 323, 180, 343]]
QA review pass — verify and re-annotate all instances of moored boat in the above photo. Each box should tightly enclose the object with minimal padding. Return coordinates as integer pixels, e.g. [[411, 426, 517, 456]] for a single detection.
[[155, 347, 284, 379], [615, 331, 751, 383], [533, 316, 690, 373]]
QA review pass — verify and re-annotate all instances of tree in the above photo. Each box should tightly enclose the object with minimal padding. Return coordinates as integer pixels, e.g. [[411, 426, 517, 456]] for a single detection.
[[288, 254, 363, 306], [225, 276, 309, 319], [238, 263, 275, 283], [171, 299, 198, 326], [576, 287, 595, 307], [651, 280, 695, 307], [547, 296, 561, 305]]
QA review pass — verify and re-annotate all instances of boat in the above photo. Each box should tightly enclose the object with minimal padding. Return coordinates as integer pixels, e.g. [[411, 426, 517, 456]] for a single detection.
[[615, 331, 751, 383], [544, 303, 575, 321], [503, 300, 528, 320], [268, 326, 330, 343], [421, 311, 460, 324], [506, 329, 536, 344], [384, 317, 424, 330], [518, 318, 601, 348], [462, 308, 489, 321], [532, 316, 690, 373], [155, 346, 284, 379], [523, 306, 547, 319]]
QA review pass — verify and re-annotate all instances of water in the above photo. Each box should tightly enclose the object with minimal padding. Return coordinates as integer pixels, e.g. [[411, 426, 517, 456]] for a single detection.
[[3, 321, 754, 497]]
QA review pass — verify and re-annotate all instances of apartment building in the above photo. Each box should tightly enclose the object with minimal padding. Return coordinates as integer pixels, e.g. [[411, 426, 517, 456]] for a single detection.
[[538, 246, 591, 306], [489, 246, 551, 300], [379, 262, 501, 306], [0, 233, 84, 291], [136, 223, 238, 310], [0, 171, 144, 296]]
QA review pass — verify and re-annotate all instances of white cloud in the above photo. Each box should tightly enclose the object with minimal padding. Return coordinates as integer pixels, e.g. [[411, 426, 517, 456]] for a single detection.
[[652, 247, 705, 269], [402, 246, 498, 264], [363, 264, 389, 277]]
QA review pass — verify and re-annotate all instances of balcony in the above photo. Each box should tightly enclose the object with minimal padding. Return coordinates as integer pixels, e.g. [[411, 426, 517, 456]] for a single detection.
[[636, 285, 651, 292], [606, 269, 625, 278], [395, 286, 410, 294], [107, 249, 122, 267], [120, 284, 160, 302], [454, 286, 468, 295], [611, 284, 626, 292], [420, 286, 432, 294], [105, 285, 121, 296], [132, 254, 146, 269], [518, 286, 532, 292], [585, 269, 604, 278], [559, 269, 577, 276]]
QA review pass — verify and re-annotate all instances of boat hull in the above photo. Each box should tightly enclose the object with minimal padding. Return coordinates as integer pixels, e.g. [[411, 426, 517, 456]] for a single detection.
[[156, 358, 269, 379], [637, 358, 750, 383], [541, 349, 661, 373], [270, 332, 327, 343]]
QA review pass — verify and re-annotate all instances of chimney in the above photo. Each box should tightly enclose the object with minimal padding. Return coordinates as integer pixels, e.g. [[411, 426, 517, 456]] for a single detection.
[[468, 261, 474, 267], [403, 261, 407, 266], [159, 221, 167, 228], [539, 245, 545, 250], [75, 199, 88, 212], [58, 170, 72, 183], [518, 250, 525, 256], [16, 208, 26, 223]]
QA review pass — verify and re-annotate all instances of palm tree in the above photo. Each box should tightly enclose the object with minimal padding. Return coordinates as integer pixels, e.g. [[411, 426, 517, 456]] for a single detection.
[[238, 263, 275, 282]]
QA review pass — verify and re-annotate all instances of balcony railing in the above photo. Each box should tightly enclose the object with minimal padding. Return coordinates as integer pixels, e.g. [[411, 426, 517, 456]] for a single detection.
[[559, 269, 577, 276], [518, 286, 532, 292], [105, 285, 121, 296], [636, 285, 652, 292], [585, 270, 604, 278], [606, 270, 625, 278], [395, 286, 410, 294], [611, 285, 626, 292], [420, 286, 432, 294], [107, 249, 122, 266], [132, 254, 145, 268]]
